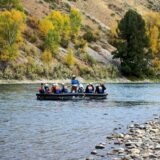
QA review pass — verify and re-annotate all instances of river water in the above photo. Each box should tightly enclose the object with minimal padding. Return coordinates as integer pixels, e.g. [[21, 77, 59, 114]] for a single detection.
[[0, 83, 160, 160]]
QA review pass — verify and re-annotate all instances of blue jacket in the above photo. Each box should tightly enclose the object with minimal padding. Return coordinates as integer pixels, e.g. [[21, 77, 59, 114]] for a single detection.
[[71, 79, 80, 85]]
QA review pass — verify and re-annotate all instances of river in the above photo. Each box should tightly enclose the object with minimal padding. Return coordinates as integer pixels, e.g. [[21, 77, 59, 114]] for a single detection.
[[0, 83, 160, 160]]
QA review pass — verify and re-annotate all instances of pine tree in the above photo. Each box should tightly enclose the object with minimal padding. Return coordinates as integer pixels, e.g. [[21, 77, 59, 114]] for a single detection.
[[113, 9, 150, 77]]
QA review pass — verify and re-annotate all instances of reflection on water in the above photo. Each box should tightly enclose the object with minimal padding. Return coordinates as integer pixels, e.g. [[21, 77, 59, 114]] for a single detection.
[[0, 83, 160, 160]]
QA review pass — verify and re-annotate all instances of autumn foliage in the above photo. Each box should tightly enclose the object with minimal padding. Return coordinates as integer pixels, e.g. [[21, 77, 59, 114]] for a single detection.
[[39, 9, 81, 54], [145, 12, 160, 74], [0, 9, 26, 61], [65, 48, 75, 67]]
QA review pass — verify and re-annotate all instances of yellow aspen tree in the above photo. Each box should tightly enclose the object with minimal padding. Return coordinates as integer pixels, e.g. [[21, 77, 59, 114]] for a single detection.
[[39, 19, 54, 36], [0, 9, 26, 61]]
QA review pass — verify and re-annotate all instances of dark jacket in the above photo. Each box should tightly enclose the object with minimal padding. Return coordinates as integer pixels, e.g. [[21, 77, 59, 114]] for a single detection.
[[95, 85, 106, 93], [85, 85, 94, 93]]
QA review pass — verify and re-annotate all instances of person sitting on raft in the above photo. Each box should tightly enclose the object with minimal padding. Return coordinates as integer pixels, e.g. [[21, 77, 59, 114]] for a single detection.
[[44, 83, 50, 93], [78, 84, 84, 93], [95, 83, 106, 94], [71, 75, 79, 93], [61, 83, 68, 93], [54, 84, 61, 94], [50, 84, 61, 94], [50, 84, 56, 93], [38, 83, 45, 94], [85, 83, 94, 93]]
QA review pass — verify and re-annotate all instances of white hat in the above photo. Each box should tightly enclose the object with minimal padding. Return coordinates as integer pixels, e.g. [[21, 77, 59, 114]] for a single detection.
[[79, 84, 84, 88], [72, 75, 76, 78]]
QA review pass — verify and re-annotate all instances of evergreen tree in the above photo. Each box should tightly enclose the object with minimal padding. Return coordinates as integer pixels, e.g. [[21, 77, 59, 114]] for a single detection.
[[113, 9, 151, 77]]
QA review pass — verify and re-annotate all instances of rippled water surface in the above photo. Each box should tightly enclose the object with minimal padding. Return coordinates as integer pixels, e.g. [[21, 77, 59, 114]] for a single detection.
[[0, 83, 160, 160]]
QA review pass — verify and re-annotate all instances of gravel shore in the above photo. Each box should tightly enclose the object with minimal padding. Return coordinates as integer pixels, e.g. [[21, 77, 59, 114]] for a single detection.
[[86, 117, 160, 160]]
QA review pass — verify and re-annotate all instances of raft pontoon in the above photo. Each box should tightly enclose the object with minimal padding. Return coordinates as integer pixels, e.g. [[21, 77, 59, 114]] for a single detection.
[[36, 93, 108, 100]]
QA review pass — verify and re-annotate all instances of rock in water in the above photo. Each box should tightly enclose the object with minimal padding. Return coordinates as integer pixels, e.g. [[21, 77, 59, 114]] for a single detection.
[[91, 150, 97, 155], [95, 143, 105, 149]]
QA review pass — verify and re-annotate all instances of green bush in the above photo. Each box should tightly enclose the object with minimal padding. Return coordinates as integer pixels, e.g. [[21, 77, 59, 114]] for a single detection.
[[82, 53, 96, 66], [83, 30, 97, 42]]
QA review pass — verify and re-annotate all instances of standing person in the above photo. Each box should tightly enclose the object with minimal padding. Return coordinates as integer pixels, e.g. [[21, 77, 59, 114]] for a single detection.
[[71, 75, 79, 93], [85, 83, 94, 93], [38, 83, 44, 94]]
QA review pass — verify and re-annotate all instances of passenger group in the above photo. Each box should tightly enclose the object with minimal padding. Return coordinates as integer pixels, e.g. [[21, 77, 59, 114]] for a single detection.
[[38, 75, 106, 94]]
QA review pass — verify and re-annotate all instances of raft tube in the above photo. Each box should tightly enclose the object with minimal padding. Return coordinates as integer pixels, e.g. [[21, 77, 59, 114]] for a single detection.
[[36, 93, 108, 100]]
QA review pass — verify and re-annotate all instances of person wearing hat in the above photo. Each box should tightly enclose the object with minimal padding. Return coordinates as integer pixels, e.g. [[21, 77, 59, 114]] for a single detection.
[[78, 84, 84, 93], [85, 83, 94, 93], [71, 75, 80, 93]]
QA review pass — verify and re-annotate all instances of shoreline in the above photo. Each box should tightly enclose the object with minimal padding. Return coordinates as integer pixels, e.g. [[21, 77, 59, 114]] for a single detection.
[[86, 116, 160, 160], [0, 78, 159, 84]]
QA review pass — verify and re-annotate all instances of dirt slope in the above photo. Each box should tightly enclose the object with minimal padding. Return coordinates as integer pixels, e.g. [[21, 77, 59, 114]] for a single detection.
[[69, 0, 160, 27]]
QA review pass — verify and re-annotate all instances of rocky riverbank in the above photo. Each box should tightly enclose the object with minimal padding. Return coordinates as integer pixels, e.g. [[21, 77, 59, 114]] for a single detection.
[[86, 116, 160, 160]]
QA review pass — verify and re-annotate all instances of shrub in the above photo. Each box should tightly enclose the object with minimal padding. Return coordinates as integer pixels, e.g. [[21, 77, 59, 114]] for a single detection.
[[0, 0, 23, 11], [39, 19, 54, 35], [70, 8, 81, 37], [44, 29, 61, 55], [65, 48, 75, 67], [83, 30, 97, 42], [82, 53, 96, 66], [41, 50, 53, 65]]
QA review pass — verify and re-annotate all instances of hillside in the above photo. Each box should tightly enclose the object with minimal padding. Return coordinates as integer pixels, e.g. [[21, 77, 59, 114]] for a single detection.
[[68, 0, 160, 28], [0, 0, 159, 81]]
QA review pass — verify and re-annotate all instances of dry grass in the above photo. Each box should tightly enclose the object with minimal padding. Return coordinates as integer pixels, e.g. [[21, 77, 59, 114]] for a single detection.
[[70, 0, 159, 28], [22, 0, 51, 18]]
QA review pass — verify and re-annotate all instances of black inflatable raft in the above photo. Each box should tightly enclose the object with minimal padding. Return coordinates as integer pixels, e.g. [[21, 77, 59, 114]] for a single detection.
[[36, 93, 108, 100]]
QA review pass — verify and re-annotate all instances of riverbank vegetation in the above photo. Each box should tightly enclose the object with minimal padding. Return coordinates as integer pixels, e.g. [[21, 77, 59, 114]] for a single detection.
[[0, 0, 159, 81], [112, 10, 160, 80]]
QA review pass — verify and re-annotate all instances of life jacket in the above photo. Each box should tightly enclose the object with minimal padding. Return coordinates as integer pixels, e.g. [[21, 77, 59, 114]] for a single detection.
[[98, 86, 103, 93], [55, 86, 60, 94], [88, 86, 93, 93], [50, 86, 55, 93], [78, 87, 84, 93], [44, 86, 49, 93], [71, 79, 79, 86], [38, 87, 44, 93], [63, 86, 68, 93]]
